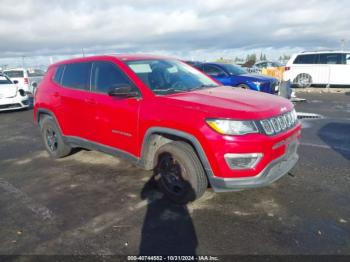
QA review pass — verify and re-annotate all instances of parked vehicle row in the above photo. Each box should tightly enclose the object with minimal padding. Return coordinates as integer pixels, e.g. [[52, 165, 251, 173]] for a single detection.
[[0, 73, 29, 111], [34, 55, 301, 203], [3, 68, 45, 94]]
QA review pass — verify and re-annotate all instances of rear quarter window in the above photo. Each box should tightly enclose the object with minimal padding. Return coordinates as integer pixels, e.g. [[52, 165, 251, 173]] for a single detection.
[[293, 54, 318, 64], [53, 65, 65, 84], [61, 62, 92, 90]]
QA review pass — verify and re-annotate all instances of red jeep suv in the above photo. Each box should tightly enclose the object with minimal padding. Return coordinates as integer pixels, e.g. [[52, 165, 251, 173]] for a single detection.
[[34, 55, 301, 203]]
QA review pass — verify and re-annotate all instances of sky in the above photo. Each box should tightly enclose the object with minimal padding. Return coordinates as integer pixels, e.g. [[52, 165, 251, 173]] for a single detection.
[[0, 0, 349, 67]]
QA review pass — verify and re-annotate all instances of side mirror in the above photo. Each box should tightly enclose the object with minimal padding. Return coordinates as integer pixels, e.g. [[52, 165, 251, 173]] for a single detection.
[[108, 84, 139, 98], [32, 82, 38, 88], [13, 80, 19, 84]]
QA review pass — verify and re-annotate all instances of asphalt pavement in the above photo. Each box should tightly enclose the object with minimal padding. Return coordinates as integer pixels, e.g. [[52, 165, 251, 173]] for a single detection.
[[0, 93, 349, 256]]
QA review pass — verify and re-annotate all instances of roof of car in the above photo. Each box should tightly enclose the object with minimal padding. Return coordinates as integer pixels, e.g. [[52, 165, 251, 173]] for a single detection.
[[3, 68, 26, 71], [298, 50, 350, 54], [49, 54, 176, 68]]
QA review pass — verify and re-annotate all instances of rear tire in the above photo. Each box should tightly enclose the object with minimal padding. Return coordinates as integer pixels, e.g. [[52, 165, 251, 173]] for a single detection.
[[40, 116, 72, 158], [293, 73, 312, 88], [154, 141, 208, 204]]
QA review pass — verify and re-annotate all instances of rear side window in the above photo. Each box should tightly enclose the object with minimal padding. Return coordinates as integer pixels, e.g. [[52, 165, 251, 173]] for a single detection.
[[4, 70, 24, 78], [61, 62, 92, 90], [319, 53, 345, 64], [91, 61, 132, 93], [293, 54, 318, 64], [53, 65, 64, 84]]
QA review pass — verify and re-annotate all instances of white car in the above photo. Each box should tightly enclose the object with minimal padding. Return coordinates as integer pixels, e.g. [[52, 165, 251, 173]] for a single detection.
[[283, 51, 350, 87], [3, 68, 45, 94], [0, 73, 29, 111]]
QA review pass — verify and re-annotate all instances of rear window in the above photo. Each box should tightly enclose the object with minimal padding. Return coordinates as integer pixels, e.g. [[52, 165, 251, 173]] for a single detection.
[[293, 54, 318, 64], [28, 69, 45, 77], [61, 62, 92, 90], [4, 70, 24, 78]]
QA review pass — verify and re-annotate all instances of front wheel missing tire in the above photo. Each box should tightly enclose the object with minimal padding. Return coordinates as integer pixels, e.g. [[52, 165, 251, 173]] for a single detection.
[[154, 141, 208, 204]]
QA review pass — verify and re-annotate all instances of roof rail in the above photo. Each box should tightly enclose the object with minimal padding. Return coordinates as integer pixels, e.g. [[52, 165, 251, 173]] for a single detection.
[[301, 50, 337, 53]]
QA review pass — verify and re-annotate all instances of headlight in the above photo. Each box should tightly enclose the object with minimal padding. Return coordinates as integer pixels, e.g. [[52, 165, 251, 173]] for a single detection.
[[206, 119, 259, 135]]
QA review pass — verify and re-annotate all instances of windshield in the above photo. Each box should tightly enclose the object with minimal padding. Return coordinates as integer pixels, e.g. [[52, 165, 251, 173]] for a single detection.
[[4, 70, 24, 78], [0, 75, 13, 85], [125, 59, 219, 95], [220, 64, 247, 75]]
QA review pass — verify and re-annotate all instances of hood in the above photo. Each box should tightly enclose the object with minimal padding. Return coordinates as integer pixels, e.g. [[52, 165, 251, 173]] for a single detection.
[[161, 86, 293, 120], [0, 84, 18, 98], [239, 74, 277, 82]]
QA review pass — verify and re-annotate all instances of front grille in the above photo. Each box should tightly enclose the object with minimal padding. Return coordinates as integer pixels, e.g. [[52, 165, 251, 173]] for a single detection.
[[0, 103, 22, 109], [259, 109, 298, 136]]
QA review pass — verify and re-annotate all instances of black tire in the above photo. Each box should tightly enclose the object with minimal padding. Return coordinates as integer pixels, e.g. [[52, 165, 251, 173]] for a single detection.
[[154, 141, 208, 204], [40, 116, 71, 158], [293, 73, 312, 88], [238, 84, 250, 89]]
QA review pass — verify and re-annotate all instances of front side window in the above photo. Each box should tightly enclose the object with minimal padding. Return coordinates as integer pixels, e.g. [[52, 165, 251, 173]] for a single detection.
[[91, 61, 132, 93], [0, 75, 13, 85], [61, 62, 92, 90], [319, 53, 344, 64], [294, 54, 317, 64], [125, 59, 219, 95]]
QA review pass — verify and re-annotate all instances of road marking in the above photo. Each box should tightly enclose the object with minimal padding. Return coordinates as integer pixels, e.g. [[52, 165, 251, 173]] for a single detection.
[[300, 142, 350, 152], [0, 178, 55, 221]]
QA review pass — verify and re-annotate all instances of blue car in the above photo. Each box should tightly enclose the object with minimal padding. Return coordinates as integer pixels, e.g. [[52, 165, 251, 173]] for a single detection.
[[194, 62, 279, 94]]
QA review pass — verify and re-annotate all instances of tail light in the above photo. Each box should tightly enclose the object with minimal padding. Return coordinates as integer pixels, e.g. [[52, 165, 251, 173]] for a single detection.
[[284, 66, 290, 71], [24, 77, 29, 85]]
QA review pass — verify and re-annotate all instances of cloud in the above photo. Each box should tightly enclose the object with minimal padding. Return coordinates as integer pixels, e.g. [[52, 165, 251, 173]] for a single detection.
[[0, 0, 349, 62]]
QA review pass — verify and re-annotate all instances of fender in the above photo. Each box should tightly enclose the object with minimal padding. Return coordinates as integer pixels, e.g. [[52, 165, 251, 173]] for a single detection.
[[140, 127, 214, 179], [36, 108, 62, 131]]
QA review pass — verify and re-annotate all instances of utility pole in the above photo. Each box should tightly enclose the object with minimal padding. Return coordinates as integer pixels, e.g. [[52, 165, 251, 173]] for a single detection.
[[22, 56, 25, 68], [340, 39, 346, 50]]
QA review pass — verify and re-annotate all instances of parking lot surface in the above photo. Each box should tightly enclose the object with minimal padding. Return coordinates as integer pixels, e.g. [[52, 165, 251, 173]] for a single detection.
[[0, 93, 349, 256]]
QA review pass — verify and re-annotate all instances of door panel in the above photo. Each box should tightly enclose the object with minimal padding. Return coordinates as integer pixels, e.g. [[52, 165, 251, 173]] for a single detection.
[[57, 62, 94, 140], [90, 61, 140, 156]]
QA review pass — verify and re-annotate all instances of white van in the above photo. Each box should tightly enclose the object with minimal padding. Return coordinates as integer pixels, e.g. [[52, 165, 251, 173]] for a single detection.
[[283, 51, 350, 87]]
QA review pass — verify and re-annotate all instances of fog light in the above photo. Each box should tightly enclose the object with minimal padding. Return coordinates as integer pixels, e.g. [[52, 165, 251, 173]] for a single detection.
[[224, 153, 263, 170]]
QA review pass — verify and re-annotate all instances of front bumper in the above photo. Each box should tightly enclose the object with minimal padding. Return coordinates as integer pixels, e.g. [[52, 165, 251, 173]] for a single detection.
[[209, 140, 299, 192], [0, 96, 29, 111]]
